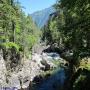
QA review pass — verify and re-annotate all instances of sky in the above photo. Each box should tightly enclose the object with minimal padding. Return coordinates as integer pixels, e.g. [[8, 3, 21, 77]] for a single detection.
[[19, 0, 56, 14]]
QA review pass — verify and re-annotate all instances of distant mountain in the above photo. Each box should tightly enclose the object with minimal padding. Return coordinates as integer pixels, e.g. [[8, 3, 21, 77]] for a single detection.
[[30, 7, 55, 28]]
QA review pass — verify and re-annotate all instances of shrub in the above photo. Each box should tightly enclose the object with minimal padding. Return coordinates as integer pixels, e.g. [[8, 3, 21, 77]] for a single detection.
[[1, 42, 20, 52]]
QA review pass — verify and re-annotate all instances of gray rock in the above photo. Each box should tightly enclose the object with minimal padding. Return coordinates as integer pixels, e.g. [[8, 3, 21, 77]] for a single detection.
[[0, 50, 7, 86]]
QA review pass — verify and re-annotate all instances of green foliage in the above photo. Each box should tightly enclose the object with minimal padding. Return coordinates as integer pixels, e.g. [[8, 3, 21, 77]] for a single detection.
[[73, 70, 90, 90], [26, 35, 37, 49], [0, 36, 5, 41], [42, 0, 90, 65], [42, 15, 60, 45], [0, 0, 40, 57], [1, 42, 20, 51], [58, 0, 89, 61], [74, 74, 86, 86]]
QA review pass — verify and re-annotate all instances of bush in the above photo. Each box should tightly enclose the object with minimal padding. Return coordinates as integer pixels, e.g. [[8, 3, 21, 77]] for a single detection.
[[1, 42, 20, 52], [73, 69, 90, 90]]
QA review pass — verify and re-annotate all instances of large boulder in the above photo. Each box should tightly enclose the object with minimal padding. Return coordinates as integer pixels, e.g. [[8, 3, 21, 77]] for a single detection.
[[61, 50, 73, 61], [32, 75, 44, 84], [40, 60, 56, 71]]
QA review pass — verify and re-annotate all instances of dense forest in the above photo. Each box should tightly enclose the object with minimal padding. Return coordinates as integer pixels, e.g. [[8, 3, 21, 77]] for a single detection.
[[0, 0, 90, 90], [0, 0, 40, 57], [42, 0, 90, 90]]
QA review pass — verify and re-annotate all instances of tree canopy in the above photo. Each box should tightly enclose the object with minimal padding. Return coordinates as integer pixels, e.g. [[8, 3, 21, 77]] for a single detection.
[[0, 0, 40, 57]]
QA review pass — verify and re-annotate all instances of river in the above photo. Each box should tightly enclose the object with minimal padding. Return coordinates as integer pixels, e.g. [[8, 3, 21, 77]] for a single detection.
[[33, 68, 66, 90], [31, 44, 66, 90]]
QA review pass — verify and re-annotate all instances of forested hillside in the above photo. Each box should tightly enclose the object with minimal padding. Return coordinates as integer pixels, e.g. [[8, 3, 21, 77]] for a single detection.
[[42, 0, 90, 89], [0, 0, 40, 57]]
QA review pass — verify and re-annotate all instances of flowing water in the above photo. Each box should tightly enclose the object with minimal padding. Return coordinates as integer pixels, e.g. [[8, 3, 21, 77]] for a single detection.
[[34, 68, 66, 90], [32, 51, 66, 90]]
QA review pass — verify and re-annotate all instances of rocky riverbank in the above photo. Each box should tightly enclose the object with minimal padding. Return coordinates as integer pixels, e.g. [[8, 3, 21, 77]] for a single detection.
[[0, 49, 66, 89], [0, 44, 67, 90]]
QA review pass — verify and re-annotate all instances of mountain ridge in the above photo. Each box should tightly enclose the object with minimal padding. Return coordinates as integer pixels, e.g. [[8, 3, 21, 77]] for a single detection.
[[30, 7, 55, 28]]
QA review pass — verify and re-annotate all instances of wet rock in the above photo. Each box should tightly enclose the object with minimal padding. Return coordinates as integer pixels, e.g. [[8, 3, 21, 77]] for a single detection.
[[45, 64, 50, 71], [40, 60, 55, 71], [33, 75, 44, 84], [44, 73, 51, 79], [61, 50, 73, 60]]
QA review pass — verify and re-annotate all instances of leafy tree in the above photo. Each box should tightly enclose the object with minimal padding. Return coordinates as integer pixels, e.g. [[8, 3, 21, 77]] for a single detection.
[[42, 0, 90, 72], [0, 0, 40, 58]]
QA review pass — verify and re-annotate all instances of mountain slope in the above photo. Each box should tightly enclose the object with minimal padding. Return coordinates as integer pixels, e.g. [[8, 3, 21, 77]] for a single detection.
[[30, 7, 55, 28]]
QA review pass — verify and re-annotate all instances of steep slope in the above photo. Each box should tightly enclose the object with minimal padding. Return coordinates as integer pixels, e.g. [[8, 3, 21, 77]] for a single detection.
[[30, 7, 55, 28]]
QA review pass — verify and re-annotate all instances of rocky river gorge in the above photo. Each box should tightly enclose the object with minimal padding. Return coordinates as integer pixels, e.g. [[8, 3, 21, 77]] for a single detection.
[[0, 44, 67, 90]]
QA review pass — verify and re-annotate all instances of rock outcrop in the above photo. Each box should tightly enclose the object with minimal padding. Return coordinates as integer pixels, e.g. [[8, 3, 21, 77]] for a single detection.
[[0, 49, 7, 86], [0, 46, 64, 89]]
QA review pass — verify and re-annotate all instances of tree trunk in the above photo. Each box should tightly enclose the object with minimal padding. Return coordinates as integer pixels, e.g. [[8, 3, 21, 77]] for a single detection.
[[12, 20, 15, 42]]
